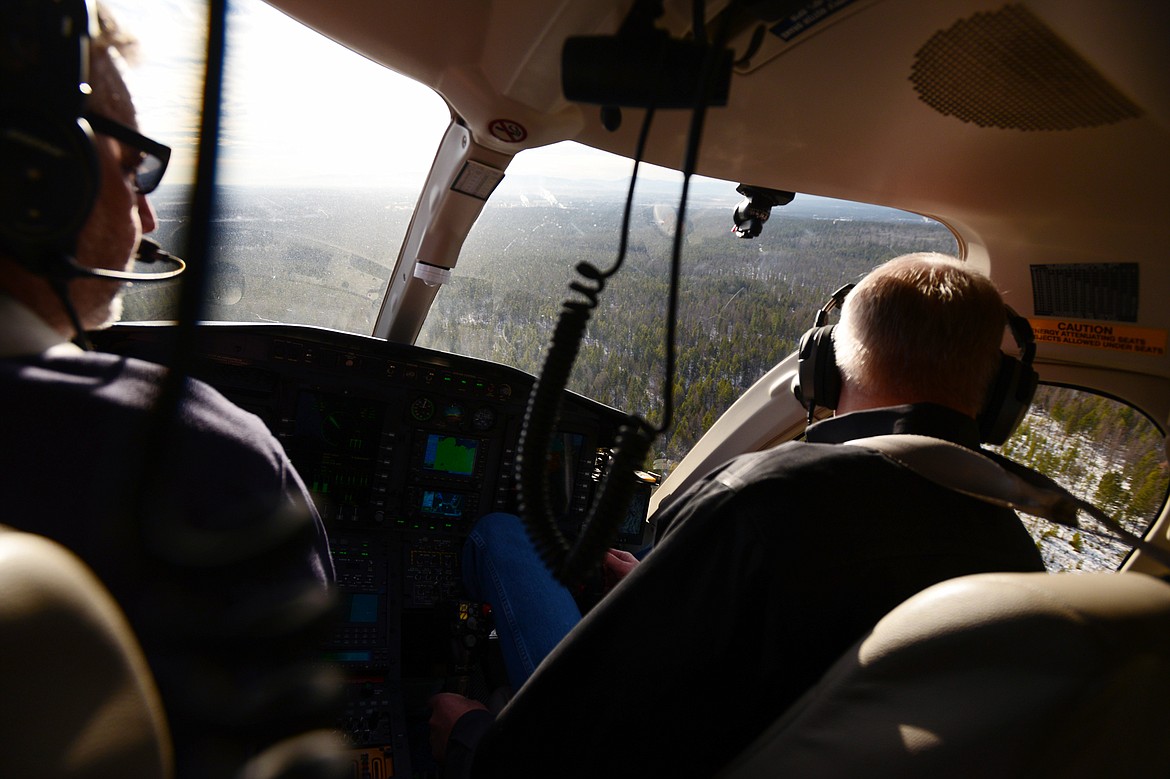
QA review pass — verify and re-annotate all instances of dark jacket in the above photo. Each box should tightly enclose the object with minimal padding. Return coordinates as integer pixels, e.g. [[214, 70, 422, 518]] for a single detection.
[[0, 349, 335, 776], [462, 403, 1044, 778]]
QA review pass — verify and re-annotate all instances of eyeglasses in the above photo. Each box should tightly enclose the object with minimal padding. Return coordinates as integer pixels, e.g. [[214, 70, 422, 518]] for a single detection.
[[84, 113, 172, 195]]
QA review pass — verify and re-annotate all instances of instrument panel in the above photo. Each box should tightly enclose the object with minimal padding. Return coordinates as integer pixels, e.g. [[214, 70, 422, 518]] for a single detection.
[[93, 322, 645, 777]]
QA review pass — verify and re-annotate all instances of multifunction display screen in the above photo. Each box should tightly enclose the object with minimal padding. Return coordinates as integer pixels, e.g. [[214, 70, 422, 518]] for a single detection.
[[421, 434, 479, 477], [419, 489, 467, 517]]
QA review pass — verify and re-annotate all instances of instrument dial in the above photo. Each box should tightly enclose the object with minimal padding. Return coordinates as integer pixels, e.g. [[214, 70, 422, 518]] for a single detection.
[[410, 396, 435, 422], [472, 407, 495, 431]]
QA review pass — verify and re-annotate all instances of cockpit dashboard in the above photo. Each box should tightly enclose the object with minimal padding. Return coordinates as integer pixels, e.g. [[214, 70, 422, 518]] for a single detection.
[[92, 322, 649, 775]]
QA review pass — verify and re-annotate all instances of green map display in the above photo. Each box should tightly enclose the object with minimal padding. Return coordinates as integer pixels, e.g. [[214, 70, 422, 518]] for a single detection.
[[425, 434, 477, 475]]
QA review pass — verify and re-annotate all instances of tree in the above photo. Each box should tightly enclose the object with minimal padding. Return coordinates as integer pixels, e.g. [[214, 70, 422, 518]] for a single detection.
[[1095, 471, 1125, 510]]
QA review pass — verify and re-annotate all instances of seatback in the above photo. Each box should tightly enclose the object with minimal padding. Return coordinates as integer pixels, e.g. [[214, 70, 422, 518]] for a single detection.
[[0, 526, 173, 779], [719, 571, 1170, 778]]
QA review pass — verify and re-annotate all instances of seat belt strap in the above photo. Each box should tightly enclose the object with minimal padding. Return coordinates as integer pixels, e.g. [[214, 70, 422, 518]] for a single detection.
[[843, 434, 1170, 571]]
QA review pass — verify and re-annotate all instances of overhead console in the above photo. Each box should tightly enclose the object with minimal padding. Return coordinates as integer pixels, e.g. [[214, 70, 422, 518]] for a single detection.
[[92, 322, 645, 777]]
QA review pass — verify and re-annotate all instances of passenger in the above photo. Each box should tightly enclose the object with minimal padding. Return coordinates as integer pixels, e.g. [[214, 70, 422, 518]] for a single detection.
[[430, 253, 1046, 777], [0, 4, 336, 776]]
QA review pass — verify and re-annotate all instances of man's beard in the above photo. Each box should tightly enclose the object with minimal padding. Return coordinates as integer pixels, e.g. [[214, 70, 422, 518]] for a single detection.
[[72, 279, 127, 332], [95, 287, 125, 329]]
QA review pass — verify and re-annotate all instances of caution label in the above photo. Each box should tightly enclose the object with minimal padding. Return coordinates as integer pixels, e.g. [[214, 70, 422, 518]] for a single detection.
[[1030, 318, 1167, 356]]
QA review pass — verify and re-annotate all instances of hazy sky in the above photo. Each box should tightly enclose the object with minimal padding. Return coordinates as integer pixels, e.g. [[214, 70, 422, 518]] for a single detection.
[[100, 0, 666, 191], [103, 0, 453, 187]]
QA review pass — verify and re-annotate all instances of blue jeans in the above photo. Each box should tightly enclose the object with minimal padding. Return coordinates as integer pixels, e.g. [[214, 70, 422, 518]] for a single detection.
[[462, 512, 582, 690]]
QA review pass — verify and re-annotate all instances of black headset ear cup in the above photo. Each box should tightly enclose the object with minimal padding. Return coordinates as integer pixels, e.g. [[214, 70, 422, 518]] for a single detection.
[[0, 0, 99, 270], [0, 118, 100, 265], [793, 323, 841, 410], [978, 307, 1039, 445], [978, 352, 1039, 446]]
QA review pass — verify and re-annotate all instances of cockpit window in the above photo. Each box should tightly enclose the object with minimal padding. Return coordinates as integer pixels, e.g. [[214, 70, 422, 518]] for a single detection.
[[107, 0, 958, 480], [415, 142, 959, 473], [993, 386, 1168, 572], [114, 0, 450, 333]]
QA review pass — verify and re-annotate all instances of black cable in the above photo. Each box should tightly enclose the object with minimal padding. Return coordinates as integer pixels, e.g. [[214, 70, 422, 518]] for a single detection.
[[48, 275, 94, 351], [518, 0, 731, 586], [133, 0, 226, 564], [655, 108, 706, 434], [119, 4, 345, 773], [516, 107, 659, 586], [600, 107, 657, 279], [657, 1, 736, 435], [692, 0, 707, 45]]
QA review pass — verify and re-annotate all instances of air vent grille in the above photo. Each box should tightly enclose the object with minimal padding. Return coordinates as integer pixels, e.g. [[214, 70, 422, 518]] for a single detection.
[[910, 4, 1142, 131]]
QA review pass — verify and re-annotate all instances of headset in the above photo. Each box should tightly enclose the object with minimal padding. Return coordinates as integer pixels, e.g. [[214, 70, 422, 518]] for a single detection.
[[791, 284, 1039, 446], [1, 0, 184, 285], [0, 0, 100, 276]]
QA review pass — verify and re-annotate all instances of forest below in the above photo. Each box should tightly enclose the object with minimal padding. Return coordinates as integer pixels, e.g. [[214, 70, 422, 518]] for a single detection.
[[997, 386, 1167, 537], [136, 185, 1168, 568], [418, 198, 960, 470], [416, 196, 1167, 571]]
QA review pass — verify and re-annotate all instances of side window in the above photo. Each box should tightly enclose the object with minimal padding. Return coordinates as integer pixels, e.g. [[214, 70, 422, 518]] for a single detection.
[[994, 386, 1169, 572]]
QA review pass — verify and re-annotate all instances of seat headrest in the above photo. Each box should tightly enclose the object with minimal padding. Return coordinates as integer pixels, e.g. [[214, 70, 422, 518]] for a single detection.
[[720, 571, 1170, 778], [0, 526, 173, 779]]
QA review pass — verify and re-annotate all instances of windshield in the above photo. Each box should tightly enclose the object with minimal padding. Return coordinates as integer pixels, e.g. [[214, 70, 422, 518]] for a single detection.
[[100, 0, 1166, 573], [112, 0, 959, 475], [416, 144, 960, 472], [110, 0, 450, 332]]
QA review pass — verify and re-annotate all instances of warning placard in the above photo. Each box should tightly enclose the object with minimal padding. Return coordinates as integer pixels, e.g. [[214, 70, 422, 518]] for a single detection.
[[1029, 318, 1167, 356]]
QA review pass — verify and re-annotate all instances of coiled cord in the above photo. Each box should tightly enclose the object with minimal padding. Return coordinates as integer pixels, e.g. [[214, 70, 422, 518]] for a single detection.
[[518, 0, 733, 588], [517, 102, 658, 586], [517, 269, 657, 585]]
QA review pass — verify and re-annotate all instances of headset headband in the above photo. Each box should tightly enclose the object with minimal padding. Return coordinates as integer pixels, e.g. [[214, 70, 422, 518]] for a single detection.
[[792, 283, 1039, 444]]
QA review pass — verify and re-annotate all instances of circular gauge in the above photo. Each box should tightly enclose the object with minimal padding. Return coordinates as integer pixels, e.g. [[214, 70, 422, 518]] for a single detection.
[[410, 396, 435, 422], [472, 407, 495, 431]]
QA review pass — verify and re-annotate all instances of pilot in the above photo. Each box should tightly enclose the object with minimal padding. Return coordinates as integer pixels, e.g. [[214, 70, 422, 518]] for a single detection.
[[431, 253, 1046, 777], [0, 3, 336, 776]]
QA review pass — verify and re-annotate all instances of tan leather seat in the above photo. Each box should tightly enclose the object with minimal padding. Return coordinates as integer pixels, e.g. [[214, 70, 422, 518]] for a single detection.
[[0, 526, 173, 779], [720, 571, 1170, 778]]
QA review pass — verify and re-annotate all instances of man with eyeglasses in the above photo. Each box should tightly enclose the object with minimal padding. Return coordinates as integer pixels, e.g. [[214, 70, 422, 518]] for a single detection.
[[0, 3, 339, 776], [0, 10, 170, 337]]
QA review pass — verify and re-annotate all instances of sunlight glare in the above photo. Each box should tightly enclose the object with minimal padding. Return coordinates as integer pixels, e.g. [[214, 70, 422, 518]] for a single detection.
[[99, 0, 451, 188]]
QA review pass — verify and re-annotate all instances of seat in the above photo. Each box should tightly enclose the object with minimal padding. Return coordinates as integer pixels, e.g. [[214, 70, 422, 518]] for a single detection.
[[0, 526, 173, 779], [719, 571, 1170, 778], [0, 525, 349, 779]]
